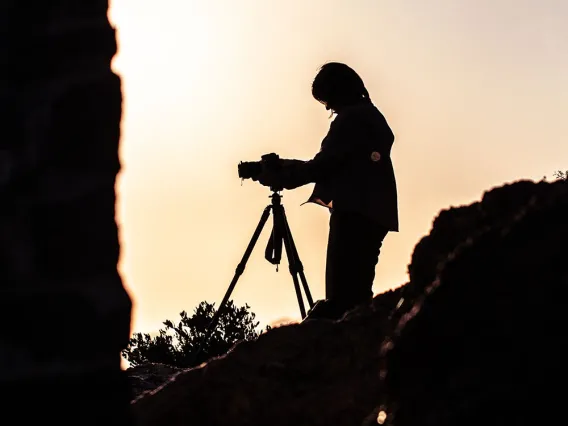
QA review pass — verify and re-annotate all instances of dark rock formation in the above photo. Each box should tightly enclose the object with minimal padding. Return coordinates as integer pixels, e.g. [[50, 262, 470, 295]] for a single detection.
[[130, 286, 402, 426], [1, 1, 132, 423], [128, 363, 185, 398], [130, 179, 567, 426], [406, 179, 561, 298], [372, 178, 568, 426]]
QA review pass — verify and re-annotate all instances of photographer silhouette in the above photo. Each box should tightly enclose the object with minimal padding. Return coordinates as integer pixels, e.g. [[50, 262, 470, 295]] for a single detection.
[[255, 62, 399, 320]]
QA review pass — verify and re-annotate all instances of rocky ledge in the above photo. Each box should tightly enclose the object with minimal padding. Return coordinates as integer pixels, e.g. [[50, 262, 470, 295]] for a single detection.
[[128, 179, 568, 426]]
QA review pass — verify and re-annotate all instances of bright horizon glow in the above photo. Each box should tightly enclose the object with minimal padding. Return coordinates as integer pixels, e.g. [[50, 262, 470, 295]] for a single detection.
[[108, 0, 568, 334]]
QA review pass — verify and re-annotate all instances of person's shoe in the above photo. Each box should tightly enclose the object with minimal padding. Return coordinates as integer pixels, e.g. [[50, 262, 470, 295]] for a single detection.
[[303, 299, 344, 321]]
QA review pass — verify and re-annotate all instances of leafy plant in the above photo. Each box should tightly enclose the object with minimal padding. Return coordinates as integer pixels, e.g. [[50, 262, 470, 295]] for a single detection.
[[122, 300, 261, 368]]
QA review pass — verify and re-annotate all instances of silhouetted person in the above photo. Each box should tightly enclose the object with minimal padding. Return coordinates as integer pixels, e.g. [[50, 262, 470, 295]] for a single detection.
[[255, 62, 399, 320]]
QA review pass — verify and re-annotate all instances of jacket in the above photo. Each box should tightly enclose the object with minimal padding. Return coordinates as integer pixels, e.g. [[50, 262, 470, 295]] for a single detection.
[[274, 101, 399, 232]]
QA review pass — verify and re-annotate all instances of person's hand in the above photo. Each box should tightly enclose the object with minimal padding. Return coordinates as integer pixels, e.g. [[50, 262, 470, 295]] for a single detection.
[[256, 168, 282, 188], [253, 157, 302, 188]]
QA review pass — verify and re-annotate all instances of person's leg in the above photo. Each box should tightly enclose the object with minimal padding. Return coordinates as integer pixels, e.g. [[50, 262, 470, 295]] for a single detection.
[[324, 209, 389, 317]]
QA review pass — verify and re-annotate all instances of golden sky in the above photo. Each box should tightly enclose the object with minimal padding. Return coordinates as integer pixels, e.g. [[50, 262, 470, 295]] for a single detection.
[[108, 0, 568, 334]]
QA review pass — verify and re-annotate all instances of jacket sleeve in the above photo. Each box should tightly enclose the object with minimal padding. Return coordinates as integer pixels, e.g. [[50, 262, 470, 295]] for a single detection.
[[275, 112, 361, 190]]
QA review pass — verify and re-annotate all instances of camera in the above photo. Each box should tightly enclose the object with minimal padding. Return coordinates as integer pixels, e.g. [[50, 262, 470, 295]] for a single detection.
[[238, 153, 282, 180]]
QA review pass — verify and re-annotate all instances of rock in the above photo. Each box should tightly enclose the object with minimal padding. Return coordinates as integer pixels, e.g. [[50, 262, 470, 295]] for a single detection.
[[375, 178, 568, 426], [130, 179, 568, 426], [406, 179, 559, 299], [128, 363, 185, 399], [1, 1, 132, 423], [130, 288, 403, 426]]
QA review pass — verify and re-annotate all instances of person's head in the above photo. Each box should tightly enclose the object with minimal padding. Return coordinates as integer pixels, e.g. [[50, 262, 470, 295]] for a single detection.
[[311, 62, 371, 114]]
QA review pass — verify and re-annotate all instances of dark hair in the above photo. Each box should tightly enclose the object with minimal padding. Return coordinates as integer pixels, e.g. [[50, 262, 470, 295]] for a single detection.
[[311, 62, 371, 109]]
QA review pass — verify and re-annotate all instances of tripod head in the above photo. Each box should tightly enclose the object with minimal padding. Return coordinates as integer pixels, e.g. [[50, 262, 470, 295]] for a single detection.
[[269, 187, 283, 199]]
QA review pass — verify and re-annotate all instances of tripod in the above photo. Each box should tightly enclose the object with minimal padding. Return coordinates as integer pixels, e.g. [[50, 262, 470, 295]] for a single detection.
[[193, 188, 315, 363]]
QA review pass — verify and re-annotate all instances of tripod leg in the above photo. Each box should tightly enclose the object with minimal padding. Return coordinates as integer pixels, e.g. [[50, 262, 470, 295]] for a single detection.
[[282, 209, 315, 309], [193, 205, 272, 365], [274, 205, 309, 318]]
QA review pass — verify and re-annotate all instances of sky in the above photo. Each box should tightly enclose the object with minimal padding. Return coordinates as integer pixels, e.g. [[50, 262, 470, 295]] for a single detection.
[[107, 0, 568, 334]]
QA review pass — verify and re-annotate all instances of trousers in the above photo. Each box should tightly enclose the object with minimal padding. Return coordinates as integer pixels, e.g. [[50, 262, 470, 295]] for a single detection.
[[325, 209, 389, 314]]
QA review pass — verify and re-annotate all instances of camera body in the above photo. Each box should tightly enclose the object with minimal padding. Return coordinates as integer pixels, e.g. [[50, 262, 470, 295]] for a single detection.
[[238, 153, 281, 180]]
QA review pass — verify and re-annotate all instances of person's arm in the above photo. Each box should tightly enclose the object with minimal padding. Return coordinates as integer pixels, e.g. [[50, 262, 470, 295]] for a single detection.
[[258, 112, 359, 189], [280, 159, 306, 168]]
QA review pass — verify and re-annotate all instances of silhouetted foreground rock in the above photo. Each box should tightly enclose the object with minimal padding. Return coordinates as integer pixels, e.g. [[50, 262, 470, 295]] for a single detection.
[[130, 179, 567, 426], [406, 179, 564, 298], [130, 287, 402, 426], [371, 178, 568, 426], [1, 1, 132, 423], [128, 363, 184, 398]]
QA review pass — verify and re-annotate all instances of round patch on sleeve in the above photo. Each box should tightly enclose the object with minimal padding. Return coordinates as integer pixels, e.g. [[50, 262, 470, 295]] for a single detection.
[[371, 151, 381, 162]]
